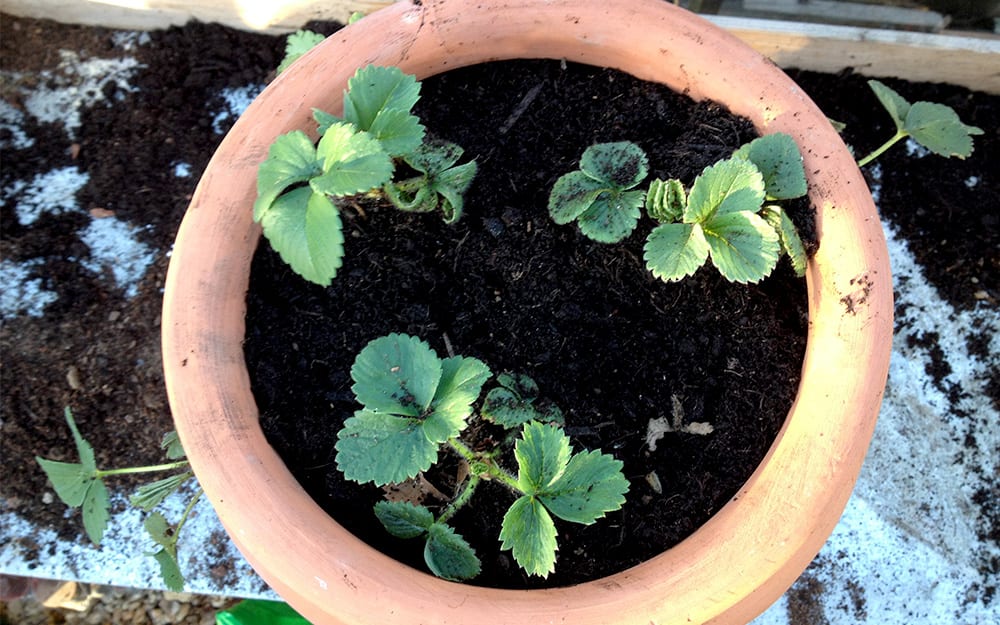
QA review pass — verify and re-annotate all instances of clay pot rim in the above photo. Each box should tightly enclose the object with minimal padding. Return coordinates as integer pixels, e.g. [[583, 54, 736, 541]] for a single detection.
[[162, 1, 893, 624]]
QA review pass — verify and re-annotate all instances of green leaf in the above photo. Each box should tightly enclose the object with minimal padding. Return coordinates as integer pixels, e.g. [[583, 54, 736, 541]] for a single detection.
[[343, 65, 421, 131], [498, 372, 538, 399], [258, 187, 344, 286], [732, 134, 807, 200], [579, 142, 648, 189], [425, 355, 491, 443], [384, 180, 437, 213], [404, 139, 464, 174], [499, 496, 558, 578], [64, 406, 96, 472], [81, 477, 110, 546], [311, 122, 393, 196], [216, 600, 311, 625], [548, 171, 605, 224], [150, 548, 184, 592], [762, 205, 807, 277], [645, 178, 685, 223], [36, 457, 92, 507], [367, 107, 425, 156], [904, 102, 984, 159], [313, 109, 343, 135], [539, 450, 628, 525], [685, 157, 765, 223], [254, 130, 319, 222], [702, 211, 780, 284], [144, 511, 177, 550], [868, 79, 911, 130], [424, 523, 481, 581], [515, 422, 571, 493], [276, 30, 326, 74], [350, 333, 442, 416], [432, 160, 478, 224], [335, 411, 438, 486], [161, 431, 185, 460], [374, 501, 434, 539], [643, 222, 710, 282], [481, 387, 538, 429], [577, 189, 644, 243], [129, 472, 193, 512]]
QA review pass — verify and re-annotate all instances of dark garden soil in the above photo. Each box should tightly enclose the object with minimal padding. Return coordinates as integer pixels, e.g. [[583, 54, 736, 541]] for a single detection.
[[1, 11, 997, 597]]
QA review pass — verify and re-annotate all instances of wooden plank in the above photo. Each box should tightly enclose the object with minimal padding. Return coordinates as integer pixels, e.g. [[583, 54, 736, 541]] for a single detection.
[[709, 15, 1000, 93], [741, 0, 948, 32]]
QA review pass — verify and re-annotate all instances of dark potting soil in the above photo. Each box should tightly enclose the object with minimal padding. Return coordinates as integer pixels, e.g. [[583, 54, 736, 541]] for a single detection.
[[244, 59, 812, 588]]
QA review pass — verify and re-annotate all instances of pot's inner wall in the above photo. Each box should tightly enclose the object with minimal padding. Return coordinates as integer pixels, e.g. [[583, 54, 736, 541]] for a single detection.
[[244, 59, 809, 589]]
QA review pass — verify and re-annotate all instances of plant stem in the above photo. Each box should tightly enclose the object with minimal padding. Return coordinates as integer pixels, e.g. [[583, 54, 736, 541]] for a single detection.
[[857, 131, 907, 167], [96, 460, 189, 478], [172, 487, 204, 543], [446, 438, 521, 494], [437, 474, 479, 525]]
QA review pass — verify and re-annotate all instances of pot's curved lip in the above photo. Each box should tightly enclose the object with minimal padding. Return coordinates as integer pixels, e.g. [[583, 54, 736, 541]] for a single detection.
[[162, 1, 893, 624]]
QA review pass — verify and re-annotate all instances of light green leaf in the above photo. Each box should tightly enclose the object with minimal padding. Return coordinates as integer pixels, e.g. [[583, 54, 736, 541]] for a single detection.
[[515, 422, 571, 493], [276, 30, 326, 74], [425, 355, 490, 443], [150, 548, 184, 592], [548, 171, 606, 224], [762, 205, 807, 277], [216, 599, 310, 625], [702, 211, 780, 284], [254, 130, 319, 222], [404, 139, 464, 175], [343, 65, 421, 131], [313, 108, 344, 135], [500, 496, 558, 578], [82, 478, 110, 546], [904, 102, 984, 159], [161, 431, 185, 460], [36, 458, 92, 507], [643, 222, 710, 282], [335, 410, 438, 487], [258, 187, 344, 286], [374, 500, 434, 539], [64, 406, 96, 471], [367, 107, 425, 156], [577, 189, 644, 243], [645, 178, 686, 223], [350, 333, 442, 416], [732, 134, 807, 200], [129, 472, 193, 512], [579, 142, 648, 189], [685, 157, 765, 223], [311, 122, 393, 196], [868, 79, 911, 130], [424, 523, 481, 581], [539, 450, 628, 525]]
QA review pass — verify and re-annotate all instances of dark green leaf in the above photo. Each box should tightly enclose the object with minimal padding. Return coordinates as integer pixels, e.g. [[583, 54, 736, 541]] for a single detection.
[[161, 431, 185, 460], [253, 130, 319, 222], [36, 457, 91, 507], [335, 411, 437, 486], [129, 472, 193, 512], [258, 187, 344, 286], [579, 142, 648, 189], [424, 523, 481, 581], [904, 102, 984, 159], [367, 107, 425, 156], [481, 387, 538, 429], [539, 450, 628, 525], [404, 139, 464, 174], [313, 108, 344, 135], [350, 333, 442, 416], [548, 171, 605, 225], [276, 30, 326, 74], [732, 134, 807, 200], [425, 355, 490, 443], [762, 205, 807, 277], [577, 189, 644, 243], [514, 422, 571, 493], [374, 501, 434, 539], [343, 66, 421, 131], [150, 548, 184, 592], [868, 79, 911, 130]]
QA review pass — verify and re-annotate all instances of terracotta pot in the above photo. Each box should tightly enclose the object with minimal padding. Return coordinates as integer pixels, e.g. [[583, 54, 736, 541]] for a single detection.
[[162, 1, 893, 623]]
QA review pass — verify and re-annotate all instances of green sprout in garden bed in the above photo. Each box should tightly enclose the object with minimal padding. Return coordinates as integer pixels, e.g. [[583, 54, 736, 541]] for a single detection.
[[35, 408, 199, 591], [335, 333, 629, 580]]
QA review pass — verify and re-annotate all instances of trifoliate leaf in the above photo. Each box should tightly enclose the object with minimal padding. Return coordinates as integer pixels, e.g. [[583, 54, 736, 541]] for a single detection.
[[258, 187, 344, 286], [374, 500, 434, 539], [643, 222, 710, 282], [335, 411, 438, 486], [311, 122, 393, 196], [548, 171, 606, 224], [129, 472, 193, 512], [499, 496, 558, 578], [579, 142, 648, 189], [702, 211, 780, 284], [343, 66, 421, 131], [732, 134, 807, 200], [161, 431, 185, 460], [150, 549, 184, 592], [904, 102, 984, 159], [868, 79, 911, 130], [367, 107, 425, 156], [577, 189, 644, 243], [539, 450, 628, 525], [762, 205, 807, 277], [350, 333, 442, 416], [276, 30, 326, 74], [254, 130, 320, 222], [424, 355, 491, 443], [515, 422, 571, 493], [685, 157, 765, 223], [424, 523, 481, 581], [645, 178, 685, 223]]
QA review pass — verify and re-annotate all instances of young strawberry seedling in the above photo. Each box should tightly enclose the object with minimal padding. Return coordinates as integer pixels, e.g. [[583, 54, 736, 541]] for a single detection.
[[334, 333, 629, 581]]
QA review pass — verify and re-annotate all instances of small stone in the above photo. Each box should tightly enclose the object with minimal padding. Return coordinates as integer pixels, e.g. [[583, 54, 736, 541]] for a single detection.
[[67, 366, 83, 390], [974, 290, 989, 300], [108, 310, 121, 322], [42, 492, 54, 505]]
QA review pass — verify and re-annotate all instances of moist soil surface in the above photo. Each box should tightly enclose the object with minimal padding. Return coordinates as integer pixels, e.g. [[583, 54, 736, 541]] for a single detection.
[[1, 11, 997, 601], [245, 59, 811, 589]]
